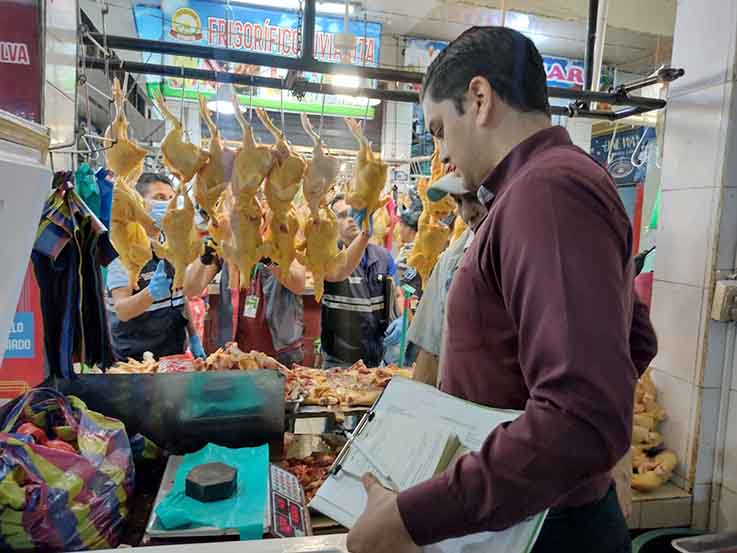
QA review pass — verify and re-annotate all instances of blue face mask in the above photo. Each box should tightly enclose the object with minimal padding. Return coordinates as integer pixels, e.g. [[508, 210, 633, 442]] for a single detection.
[[149, 199, 169, 228]]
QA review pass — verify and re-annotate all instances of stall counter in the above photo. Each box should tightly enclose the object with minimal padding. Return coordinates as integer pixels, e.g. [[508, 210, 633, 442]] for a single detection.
[[102, 535, 347, 553]]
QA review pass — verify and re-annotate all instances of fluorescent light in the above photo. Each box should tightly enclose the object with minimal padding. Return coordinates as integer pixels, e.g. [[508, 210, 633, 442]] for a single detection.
[[229, 0, 355, 15], [507, 12, 530, 31]]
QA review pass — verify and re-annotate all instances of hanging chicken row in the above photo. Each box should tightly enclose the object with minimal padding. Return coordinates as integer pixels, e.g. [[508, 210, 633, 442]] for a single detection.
[[105, 79, 391, 302]]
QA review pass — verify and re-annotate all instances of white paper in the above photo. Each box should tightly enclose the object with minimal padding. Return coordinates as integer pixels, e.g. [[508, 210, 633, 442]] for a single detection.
[[310, 378, 548, 553]]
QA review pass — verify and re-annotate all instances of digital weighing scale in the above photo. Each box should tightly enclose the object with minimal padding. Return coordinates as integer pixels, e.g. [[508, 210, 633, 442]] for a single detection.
[[144, 455, 312, 544]]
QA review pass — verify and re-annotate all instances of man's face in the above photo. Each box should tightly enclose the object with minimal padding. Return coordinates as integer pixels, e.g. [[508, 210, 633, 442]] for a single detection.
[[451, 193, 487, 231], [399, 222, 416, 244], [423, 95, 479, 192], [333, 199, 360, 243], [145, 181, 176, 206]]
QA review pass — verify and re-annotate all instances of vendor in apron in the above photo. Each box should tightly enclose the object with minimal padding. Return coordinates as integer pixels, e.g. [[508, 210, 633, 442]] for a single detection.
[[106, 173, 205, 361], [184, 245, 307, 366]]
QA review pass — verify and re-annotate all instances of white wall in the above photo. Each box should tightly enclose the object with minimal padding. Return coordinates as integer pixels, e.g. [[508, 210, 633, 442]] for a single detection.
[[649, 0, 737, 530]]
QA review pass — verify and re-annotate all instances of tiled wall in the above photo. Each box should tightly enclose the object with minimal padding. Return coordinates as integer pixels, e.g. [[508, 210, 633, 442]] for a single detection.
[[649, 0, 737, 530], [45, 0, 78, 167]]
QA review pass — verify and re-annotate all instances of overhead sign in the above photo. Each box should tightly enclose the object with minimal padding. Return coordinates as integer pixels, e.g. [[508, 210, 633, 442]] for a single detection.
[[0, 0, 41, 122], [133, 1, 382, 118]]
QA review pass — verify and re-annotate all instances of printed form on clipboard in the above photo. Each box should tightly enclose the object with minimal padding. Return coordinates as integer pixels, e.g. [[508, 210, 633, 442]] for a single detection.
[[309, 377, 548, 553]]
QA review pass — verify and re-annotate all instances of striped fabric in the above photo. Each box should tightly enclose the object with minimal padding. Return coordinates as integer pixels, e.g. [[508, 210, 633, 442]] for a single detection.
[[322, 293, 385, 313], [0, 388, 134, 551]]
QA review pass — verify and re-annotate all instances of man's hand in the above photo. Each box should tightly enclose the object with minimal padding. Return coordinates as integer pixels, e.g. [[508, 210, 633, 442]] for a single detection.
[[346, 474, 420, 553]]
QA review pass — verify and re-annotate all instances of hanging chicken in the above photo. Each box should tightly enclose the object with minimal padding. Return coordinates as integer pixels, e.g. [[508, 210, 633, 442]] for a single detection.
[[110, 182, 157, 289], [208, 189, 232, 258], [407, 177, 451, 286], [231, 97, 274, 204], [223, 195, 267, 289], [296, 207, 345, 302], [263, 208, 300, 272], [256, 107, 306, 215], [195, 94, 229, 219], [450, 214, 467, 243], [426, 140, 457, 221], [105, 77, 147, 184], [156, 93, 209, 183], [344, 117, 389, 228], [152, 185, 203, 289], [301, 113, 339, 221]]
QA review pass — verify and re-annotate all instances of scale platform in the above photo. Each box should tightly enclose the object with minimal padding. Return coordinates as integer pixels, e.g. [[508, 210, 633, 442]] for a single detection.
[[144, 455, 312, 544]]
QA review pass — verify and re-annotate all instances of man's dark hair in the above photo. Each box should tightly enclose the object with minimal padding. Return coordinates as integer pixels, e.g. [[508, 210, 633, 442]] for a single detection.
[[421, 26, 550, 117], [136, 172, 174, 196]]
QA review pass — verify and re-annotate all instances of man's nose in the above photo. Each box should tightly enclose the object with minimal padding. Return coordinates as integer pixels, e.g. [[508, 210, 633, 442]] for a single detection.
[[439, 141, 450, 164]]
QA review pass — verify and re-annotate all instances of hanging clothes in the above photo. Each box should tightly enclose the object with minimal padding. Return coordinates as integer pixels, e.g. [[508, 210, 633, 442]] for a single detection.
[[31, 172, 116, 377], [75, 163, 101, 217]]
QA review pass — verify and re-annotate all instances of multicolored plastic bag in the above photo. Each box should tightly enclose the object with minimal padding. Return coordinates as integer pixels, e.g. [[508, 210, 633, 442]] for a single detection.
[[0, 388, 135, 551]]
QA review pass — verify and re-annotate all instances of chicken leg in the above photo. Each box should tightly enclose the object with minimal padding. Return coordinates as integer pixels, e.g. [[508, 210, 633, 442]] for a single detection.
[[222, 195, 267, 289], [256, 107, 306, 216], [344, 117, 389, 225], [296, 207, 345, 302], [156, 94, 209, 183], [195, 94, 229, 218], [152, 184, 203, 289], [105, 77, 148, 184], [231, 96, 274, 204], [301, 113, 339, 221]]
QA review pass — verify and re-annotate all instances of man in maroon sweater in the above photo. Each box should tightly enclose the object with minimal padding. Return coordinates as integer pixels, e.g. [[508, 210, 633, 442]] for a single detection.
[[347, 26, 657, 553]]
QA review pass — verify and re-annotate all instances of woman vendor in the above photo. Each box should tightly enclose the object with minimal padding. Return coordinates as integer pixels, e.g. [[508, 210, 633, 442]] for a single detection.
[[106, 173, 205, 361]]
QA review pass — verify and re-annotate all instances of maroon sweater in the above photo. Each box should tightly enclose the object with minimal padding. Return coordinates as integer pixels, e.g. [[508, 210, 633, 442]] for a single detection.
[[397, 126, 657, 545]]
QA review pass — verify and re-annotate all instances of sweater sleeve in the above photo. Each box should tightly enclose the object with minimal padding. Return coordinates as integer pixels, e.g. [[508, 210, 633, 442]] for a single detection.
[[397, 166, 638, 545]]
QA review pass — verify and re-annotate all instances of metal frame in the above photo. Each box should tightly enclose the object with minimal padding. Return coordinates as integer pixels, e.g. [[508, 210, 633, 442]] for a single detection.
[[82, 0, 681, 120]]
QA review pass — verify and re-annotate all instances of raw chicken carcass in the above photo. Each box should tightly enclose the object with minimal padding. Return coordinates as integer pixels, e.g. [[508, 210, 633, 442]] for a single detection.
[[370, 205, 391, 247], [450, 214, 467, 243], [156, 94, 209, 183], [152, 184, 203, 289], [301, 113, 339, 220], [256, 108, 306, 216], [222, 195, 267, 289], [110, 181, 157, 289], [263, 208, 300, 272], [631, 449, 678, 492], [105, 77, 147, 184], [231, 97, 274, 203], [195, 94, 229, 218], [344, 117, 389, 226], [296, 207, 345, 302], [407, 177, 451, 286]]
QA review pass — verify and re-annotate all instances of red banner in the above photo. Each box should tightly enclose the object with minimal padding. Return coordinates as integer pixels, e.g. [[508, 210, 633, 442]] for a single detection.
[[0, 264, 45, 398], [0, 0, 42, 122]]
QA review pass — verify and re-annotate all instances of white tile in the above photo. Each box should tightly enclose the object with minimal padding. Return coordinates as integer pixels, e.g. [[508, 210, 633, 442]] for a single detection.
[[669, 0, 737, 96], [723, 391, 737, 492], [44, 83, 75, 148], [695, 387, 721, 485], [45, 32, 77, 100], [661, 85, 728, 191], [650, 280, 704, 383], [692, 483, 713, 529], [640, 497, 692, 528], [716, 485, 737, 531], [716, 189, 737, 270], [650, 369, 695, 479], [702, 320, 727, 389], [656, 189, 716, 287]]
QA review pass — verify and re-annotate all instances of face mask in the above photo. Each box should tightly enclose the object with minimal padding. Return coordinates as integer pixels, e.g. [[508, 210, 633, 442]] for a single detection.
[[149, 199, 169, 228]]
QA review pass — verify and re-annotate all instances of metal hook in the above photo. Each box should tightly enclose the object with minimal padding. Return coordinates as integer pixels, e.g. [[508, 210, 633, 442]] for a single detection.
[[319, 76, 326, 136], [249, 75, 254, 122], [178, 66, 190, 142], [280, 78, 286, 132]]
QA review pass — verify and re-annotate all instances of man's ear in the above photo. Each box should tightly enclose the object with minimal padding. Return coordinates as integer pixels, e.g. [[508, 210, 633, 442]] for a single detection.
[[468, 76, 494, 125]]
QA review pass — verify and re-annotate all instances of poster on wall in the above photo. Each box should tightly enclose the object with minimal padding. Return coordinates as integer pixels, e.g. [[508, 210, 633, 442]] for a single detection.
[[0, 264, 45, 399], [133, 0, 382, 118], [0, 0, 42, 122]]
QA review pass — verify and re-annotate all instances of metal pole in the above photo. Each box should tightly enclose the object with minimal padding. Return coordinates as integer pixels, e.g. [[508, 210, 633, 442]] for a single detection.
[[583, 0, 599, 94], [302, 0, 316, 61]]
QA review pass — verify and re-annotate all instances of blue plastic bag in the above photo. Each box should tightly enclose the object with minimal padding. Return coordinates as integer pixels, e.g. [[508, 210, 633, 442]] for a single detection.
[[155, 443, 269, 540]]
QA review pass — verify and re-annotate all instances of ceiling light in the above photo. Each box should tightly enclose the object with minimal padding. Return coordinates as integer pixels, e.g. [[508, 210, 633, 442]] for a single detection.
[[507, 12, 530, 31]]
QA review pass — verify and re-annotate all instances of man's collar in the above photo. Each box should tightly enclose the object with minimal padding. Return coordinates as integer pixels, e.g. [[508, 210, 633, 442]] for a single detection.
[[479, 126, 573, 203]]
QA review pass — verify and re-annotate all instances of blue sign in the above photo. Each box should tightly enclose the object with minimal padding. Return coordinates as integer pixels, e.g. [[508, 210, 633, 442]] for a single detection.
[[591, 127, 656, 187], [133, 1, 382, 65], [5, 312, 33, 359]]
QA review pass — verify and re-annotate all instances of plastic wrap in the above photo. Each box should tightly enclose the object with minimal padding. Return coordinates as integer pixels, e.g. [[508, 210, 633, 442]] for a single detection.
[[0, 388, 134, 551], [51, 370, 285, 455]]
